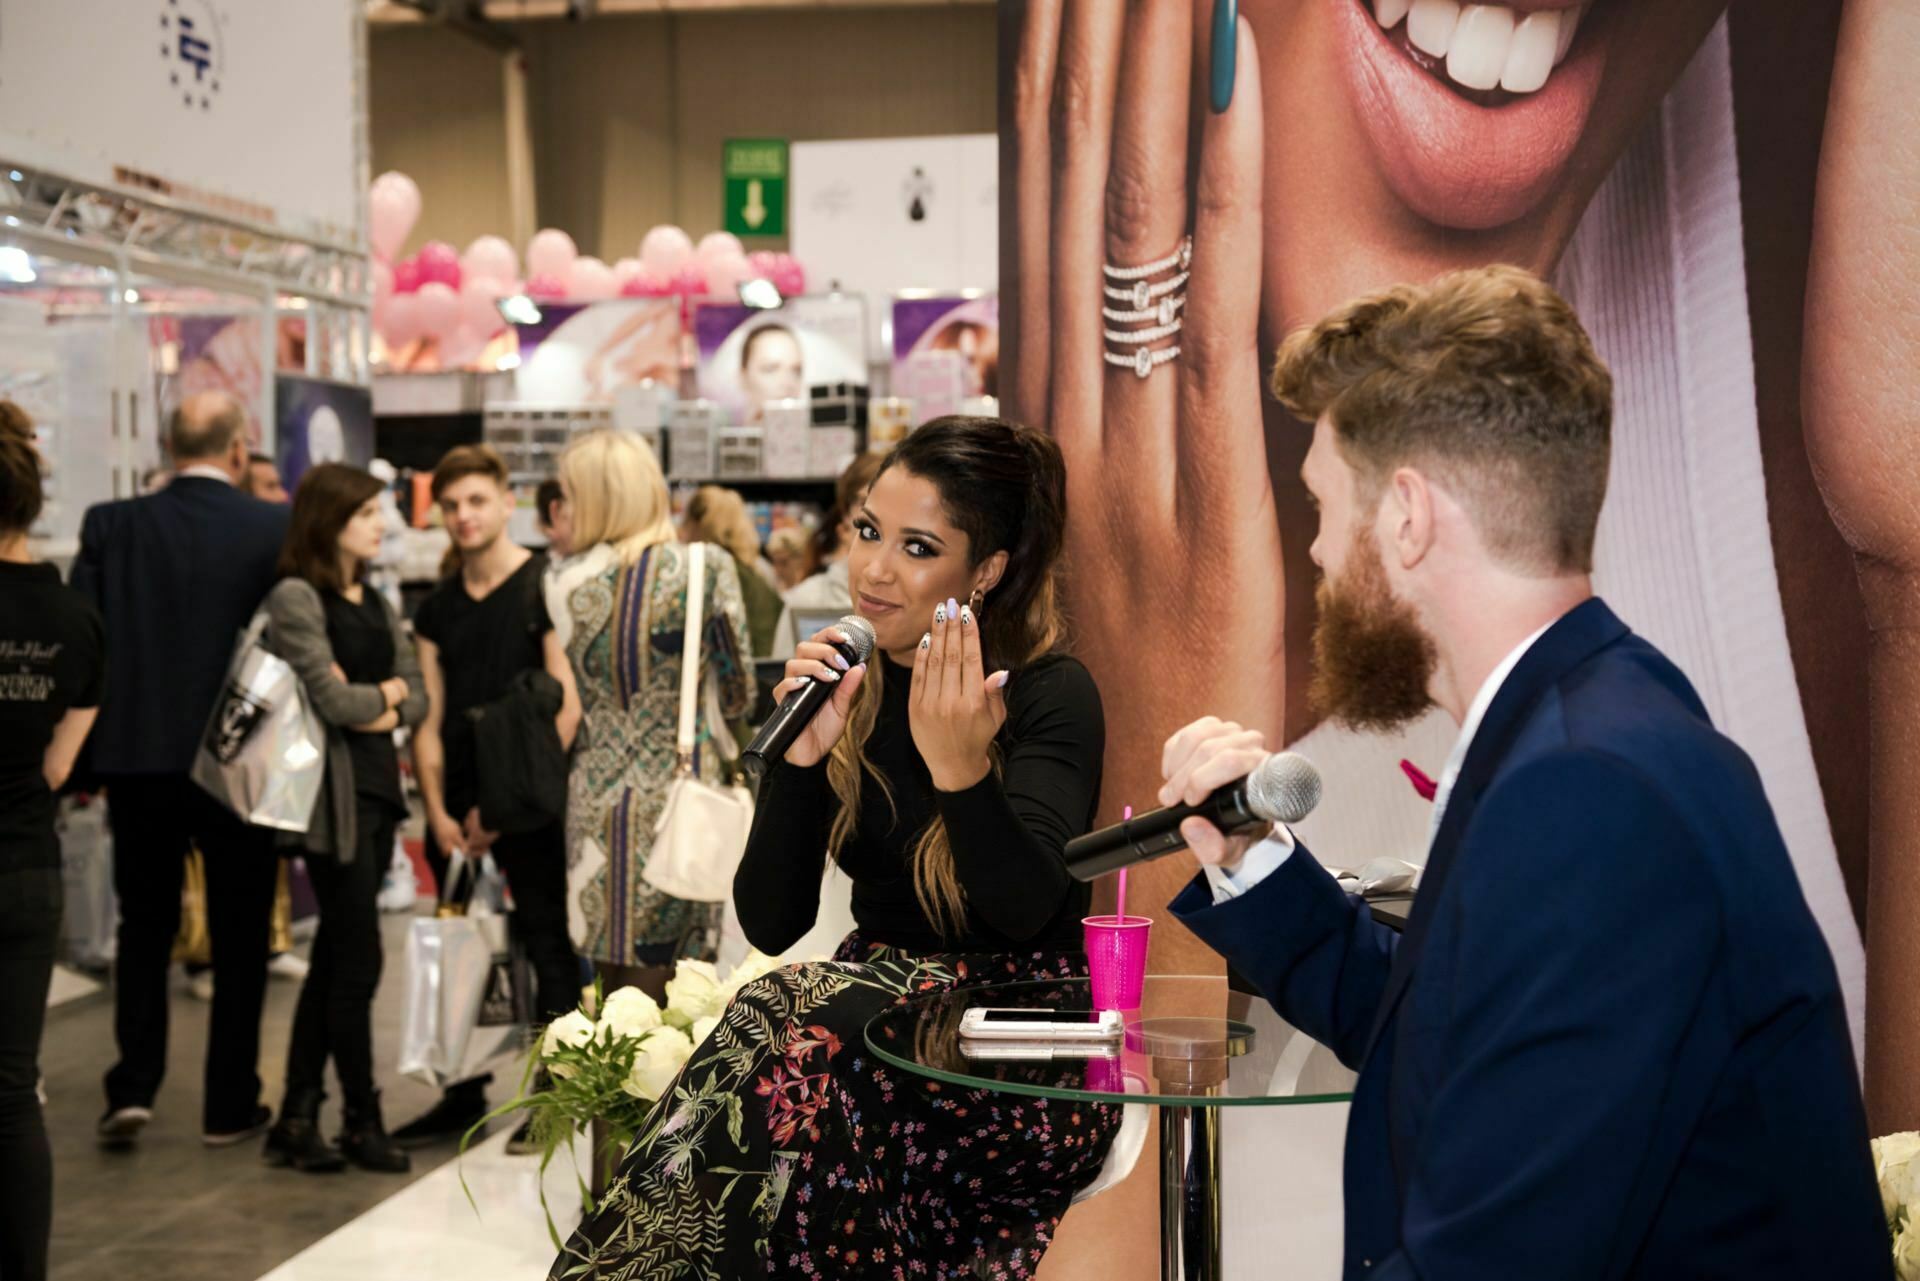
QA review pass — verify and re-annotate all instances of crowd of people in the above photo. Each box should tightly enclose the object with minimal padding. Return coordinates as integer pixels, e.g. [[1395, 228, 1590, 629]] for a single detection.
[[0, 264, 1892, 1281]]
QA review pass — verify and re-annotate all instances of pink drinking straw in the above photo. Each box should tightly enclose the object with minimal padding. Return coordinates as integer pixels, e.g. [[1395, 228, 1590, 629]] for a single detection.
[[1115, 806, 1131, 920]]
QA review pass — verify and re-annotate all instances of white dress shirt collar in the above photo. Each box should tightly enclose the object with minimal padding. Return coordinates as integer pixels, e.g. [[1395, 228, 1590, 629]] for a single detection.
[[175, 464, 235, 485], [1427, 619, 1556, 847]]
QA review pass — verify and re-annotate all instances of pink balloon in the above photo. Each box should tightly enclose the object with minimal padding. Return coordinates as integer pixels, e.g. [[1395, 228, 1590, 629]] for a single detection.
[[459, 276, 508, 335], [461, 235, 519, 284], [569, 256, 618, 302], [639, 225, 695, 276], [746, 250, 781, 279], [771, 255, 807, 298], [371, 258, 394, 303], [670, 267, 710, 299], [416, 241, 462, 290], [414, 282, 461, 343], [696, 231, 745, 271], [438, 323, 492, 371], [381, 291, 425, 348], [526, 229, 578, 280], [392, 257, 423, 295], [704, 252, 752, 297], [619, 268, 674, 299], [612, 257, 645, 289], [525, 271, 569, 300], [368, 171, 422, 262]]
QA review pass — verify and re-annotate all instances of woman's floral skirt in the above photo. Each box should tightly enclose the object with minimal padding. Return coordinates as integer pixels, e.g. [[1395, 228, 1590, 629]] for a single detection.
[[550, 934, 1122, 1279]]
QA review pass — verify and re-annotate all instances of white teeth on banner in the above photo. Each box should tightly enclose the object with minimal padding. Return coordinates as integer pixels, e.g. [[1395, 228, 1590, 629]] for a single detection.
[[1447, 6, 1514, 91], [1374, 0, 1414, 28], [1373, 0, 1589, 94], [1406, 0, 1460, 58]]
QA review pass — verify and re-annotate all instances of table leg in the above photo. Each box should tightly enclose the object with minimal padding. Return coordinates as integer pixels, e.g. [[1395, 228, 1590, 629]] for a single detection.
[[1159, 1104, 1222, 1281]]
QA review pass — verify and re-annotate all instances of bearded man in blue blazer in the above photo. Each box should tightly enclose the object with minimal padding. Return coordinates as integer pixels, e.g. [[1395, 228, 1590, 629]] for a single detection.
[[1159, 265, 1888, 1280]]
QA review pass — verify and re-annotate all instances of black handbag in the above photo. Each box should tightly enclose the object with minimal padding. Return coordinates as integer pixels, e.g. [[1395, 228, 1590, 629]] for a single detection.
[[468, 668, 568, 836]]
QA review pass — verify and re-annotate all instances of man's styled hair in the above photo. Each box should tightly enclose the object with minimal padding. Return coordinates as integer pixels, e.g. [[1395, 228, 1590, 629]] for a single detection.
[[1271, 263, 1613, 575], [167, 394, 249, 464], [431, 444, 511, 501]]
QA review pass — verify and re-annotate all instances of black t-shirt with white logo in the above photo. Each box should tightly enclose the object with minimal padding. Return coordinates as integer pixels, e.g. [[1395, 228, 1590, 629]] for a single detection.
[[0, 560, 105, 870]]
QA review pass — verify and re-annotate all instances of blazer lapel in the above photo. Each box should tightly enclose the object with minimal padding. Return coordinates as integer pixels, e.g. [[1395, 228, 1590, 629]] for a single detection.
[[1358, 598, 1630, 1062]]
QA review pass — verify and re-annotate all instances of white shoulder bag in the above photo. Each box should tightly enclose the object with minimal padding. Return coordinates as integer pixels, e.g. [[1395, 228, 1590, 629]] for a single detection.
[[644, 542, 755, 902]]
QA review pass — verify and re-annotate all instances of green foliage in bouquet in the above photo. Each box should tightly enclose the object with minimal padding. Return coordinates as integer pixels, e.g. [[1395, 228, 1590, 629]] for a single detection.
[[459, 951, 786, 1247]]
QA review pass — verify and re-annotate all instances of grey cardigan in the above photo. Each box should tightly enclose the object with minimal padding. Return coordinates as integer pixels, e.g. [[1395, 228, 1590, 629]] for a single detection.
[[264, 577, 426, 862]]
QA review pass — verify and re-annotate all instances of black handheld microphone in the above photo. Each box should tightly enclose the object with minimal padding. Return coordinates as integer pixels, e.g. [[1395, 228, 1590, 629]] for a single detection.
[[1064, 751, 1323, 882], [742, 614, 878, 775]]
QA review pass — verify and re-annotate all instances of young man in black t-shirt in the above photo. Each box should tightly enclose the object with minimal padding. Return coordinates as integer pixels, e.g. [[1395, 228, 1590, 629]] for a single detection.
[[396, 446, 581, 1147]]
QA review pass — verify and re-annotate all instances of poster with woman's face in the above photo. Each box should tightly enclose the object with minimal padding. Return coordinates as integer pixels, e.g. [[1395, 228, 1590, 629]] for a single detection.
[[1002, 1, 1903, 1102], [892, 294, 1000, 423], [694, 297, 868, 425]]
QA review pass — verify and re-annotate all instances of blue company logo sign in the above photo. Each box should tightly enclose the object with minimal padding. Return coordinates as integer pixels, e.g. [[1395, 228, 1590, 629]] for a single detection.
[[158, 0, 223, 112]]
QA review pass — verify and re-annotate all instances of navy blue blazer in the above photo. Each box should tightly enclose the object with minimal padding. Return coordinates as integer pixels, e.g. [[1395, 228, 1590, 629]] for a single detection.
[[71, 476, 289, 776], [1172, 599, 1888, 1280]]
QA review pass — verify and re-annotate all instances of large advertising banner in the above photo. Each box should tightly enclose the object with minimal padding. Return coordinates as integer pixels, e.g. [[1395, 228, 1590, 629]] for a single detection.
[[0, 0, 361, 243], [693, 296, 868, 426], [1001, 2, 1909, 1273], [512, 300, 682, 407]]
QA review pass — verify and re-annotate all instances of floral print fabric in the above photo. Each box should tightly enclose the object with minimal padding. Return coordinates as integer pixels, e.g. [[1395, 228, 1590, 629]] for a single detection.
[[550, 935, 1121, 1279]]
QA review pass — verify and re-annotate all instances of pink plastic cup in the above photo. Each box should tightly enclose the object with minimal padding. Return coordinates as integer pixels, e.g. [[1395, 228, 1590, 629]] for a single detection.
[[1083, 914, 1152, 1011]]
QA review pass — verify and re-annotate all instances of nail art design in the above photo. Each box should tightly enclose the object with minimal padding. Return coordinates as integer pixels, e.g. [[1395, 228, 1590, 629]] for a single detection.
[[960, 605, 973, 627], [920, 632, 932, 650], [1211, 0, 1238, 114], [935, 603, 947, 624]]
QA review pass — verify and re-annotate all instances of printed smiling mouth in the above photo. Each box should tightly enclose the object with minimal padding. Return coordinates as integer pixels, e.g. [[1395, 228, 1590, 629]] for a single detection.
[[1366, 0, 1591, 107]]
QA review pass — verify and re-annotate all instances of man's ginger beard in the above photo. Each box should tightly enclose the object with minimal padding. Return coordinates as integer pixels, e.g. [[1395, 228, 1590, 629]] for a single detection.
[[1310, 522, 1438, 734]]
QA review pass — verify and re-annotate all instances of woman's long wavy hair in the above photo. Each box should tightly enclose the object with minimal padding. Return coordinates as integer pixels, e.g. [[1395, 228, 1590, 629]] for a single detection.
[[825, 416, 1070, 938]]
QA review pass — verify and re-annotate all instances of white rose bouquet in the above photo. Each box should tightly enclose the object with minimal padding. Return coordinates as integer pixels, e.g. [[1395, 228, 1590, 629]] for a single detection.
[[459, 949, 790, 1241], [1874, 1132, 1920, 1280]]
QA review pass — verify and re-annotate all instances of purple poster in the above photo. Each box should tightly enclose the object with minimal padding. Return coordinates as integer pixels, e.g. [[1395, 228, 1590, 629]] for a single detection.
[[890, 294, 998, 424], [693, 295, 868, 426], [513, 299, 682, 406]]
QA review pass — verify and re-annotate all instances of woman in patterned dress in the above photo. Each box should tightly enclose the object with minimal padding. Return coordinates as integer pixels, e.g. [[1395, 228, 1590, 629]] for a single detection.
[[551, 430, 753, 983], [552, 417, 1119, 1280]]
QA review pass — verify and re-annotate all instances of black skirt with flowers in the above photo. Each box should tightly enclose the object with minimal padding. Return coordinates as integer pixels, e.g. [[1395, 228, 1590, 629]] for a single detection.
[[549, 934, 1121, 1280]]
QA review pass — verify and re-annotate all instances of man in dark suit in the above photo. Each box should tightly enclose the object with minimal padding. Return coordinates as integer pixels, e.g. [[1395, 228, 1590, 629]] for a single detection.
[[1157, 266, 1889, 1279], [72, 391, 291, 1148]]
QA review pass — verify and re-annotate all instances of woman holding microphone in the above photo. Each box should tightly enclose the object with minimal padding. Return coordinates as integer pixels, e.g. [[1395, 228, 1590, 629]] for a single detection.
[[552, 416, 1116, 1280]]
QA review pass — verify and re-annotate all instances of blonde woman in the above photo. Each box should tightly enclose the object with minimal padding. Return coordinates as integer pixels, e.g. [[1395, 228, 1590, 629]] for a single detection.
[[552, 432, 752, 982], [679, 484, 783, 657], [553, 418, 1118, 1281]]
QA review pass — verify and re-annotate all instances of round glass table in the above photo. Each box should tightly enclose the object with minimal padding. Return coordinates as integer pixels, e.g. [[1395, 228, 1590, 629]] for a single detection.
[[864, 975, 1356, 1281]]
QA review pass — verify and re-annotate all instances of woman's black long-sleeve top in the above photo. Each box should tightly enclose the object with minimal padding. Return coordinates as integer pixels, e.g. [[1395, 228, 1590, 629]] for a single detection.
[[733, 652, 1104, 956]]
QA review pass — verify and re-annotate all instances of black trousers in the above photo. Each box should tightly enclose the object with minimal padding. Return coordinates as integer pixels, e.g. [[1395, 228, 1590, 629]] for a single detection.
[[102, 774, 278, 1132], [284, 799, 397, 1111], [426, 822, 579, 1024], [0, 865, 60, 1281]]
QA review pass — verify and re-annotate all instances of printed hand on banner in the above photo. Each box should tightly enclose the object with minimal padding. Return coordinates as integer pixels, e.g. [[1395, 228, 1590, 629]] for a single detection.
[[1009, 0, 1285, 821]]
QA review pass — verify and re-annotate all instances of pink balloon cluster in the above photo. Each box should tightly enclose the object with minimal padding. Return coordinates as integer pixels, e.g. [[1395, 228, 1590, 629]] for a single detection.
[[366, 182, 809, 363]]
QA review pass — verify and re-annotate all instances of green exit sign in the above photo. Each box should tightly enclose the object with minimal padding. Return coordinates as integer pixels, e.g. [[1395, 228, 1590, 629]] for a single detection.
[[723, 137, 788, 238]]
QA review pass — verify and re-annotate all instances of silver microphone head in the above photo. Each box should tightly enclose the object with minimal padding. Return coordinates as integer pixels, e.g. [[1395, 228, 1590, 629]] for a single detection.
[[1246, 752, 1322, 824], [836, 614, 878, 663]]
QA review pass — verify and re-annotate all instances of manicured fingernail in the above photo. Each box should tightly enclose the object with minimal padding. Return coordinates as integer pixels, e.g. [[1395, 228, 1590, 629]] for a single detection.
[[831, 654, 849, 671], [960, 605, 973, 627], [947, 597, 959, 619], [991, 670, 1009, 689], [1211, 0, 1238, 114], [934, 603, 946, 624], [822, 669, 840, 682], [919, 632, 931, 650]]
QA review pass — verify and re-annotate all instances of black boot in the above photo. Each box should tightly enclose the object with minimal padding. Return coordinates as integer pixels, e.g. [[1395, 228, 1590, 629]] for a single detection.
[[264, 1089, 346, 1173], [390, 1074, 492, 1150], [340, 1092, 411, 1174]]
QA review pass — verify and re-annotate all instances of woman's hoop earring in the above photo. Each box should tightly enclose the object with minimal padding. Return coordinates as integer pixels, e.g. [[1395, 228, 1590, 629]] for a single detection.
[[968, 589, 985, 614]]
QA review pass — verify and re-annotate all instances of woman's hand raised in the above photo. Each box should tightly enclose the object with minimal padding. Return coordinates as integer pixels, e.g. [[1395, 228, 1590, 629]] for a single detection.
[[772, 626, 868, 768], [910, 599, 1008, 794]]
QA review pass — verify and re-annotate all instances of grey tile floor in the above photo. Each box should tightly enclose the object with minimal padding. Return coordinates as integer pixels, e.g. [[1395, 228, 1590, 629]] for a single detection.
[[45, 913, 509, 1281]]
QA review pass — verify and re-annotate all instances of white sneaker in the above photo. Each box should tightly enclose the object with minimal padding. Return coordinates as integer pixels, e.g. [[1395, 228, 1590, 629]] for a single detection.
[[187, 970, 214, 1002], [268, 951, 310, 982]]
